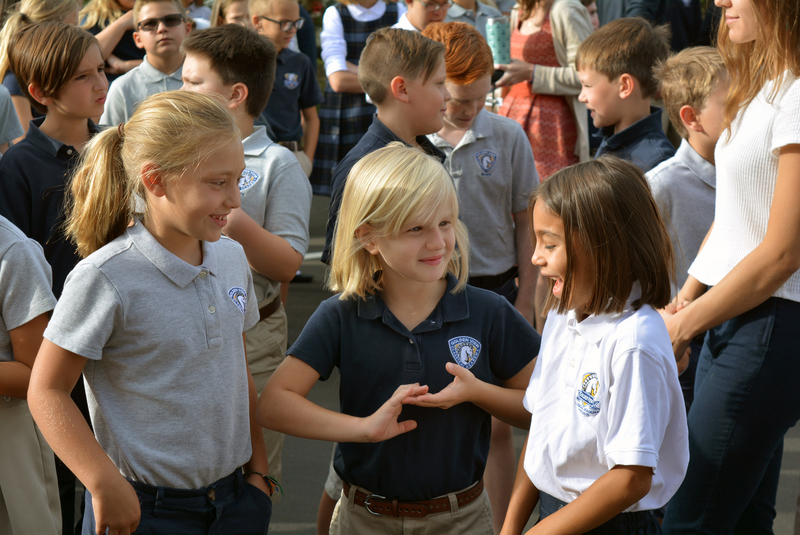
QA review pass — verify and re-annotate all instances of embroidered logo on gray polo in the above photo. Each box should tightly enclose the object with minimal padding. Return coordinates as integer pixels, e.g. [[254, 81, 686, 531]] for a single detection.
[[284, 73, 299, 90], [474, 150, 497, 176], [576, 372, 600, 416], [448, 336, 482, 370], [228, 287, 247, 315], [239, 169, 259, 191]]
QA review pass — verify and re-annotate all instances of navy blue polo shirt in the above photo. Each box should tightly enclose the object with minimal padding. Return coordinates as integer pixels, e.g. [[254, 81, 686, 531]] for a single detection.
[[594, 107, 676, 172], [322, 114, 447, 264], [288, 274, 540, 500], [0, 117, 100, 298], [261, 48, 324, 143]]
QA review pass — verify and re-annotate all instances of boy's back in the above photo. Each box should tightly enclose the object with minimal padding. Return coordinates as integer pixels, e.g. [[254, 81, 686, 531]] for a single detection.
[[261, 48, 322, 143]]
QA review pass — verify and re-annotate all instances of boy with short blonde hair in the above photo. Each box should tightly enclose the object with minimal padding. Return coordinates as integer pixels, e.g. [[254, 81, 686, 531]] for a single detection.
[[576, 16, 674, 172], [100, 0, 190, 124]]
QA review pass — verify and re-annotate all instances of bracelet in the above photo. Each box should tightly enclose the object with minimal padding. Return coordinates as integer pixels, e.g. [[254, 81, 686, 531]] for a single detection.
[[245, 471, 283, 497]]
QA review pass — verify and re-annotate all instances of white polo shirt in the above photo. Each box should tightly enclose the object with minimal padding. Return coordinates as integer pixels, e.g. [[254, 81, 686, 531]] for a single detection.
[[100, 56, 183, 125], [523, 283, 688, 510]]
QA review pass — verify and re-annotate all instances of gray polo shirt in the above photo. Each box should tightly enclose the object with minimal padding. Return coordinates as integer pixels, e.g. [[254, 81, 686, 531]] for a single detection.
[[428, 111, 538, 277], [445, 1, 502, 38], [240, 126, 312, 305], [44, 221, 259, 488], [99, 56, 183, 125], [646, 139, 715, 296], [0, 215, 56, 363]]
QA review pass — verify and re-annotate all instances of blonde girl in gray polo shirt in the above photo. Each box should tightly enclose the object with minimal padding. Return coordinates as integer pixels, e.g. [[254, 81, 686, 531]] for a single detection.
[[28, 91, 274, 535]]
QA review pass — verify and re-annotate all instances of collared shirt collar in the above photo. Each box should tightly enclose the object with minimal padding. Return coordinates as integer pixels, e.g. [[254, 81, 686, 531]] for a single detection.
[[357, 273, 469, 330], [675, 138, 716, 189], [25, 116, 100, 158], [394, 13, 421, 31], [566, 281, 642, 344], [349, 0, 387, 18], [242, 125, 274, 158], [447, 2, 474, 19], [369, 114, 447, 163], [139, 55, 183, 82], [128, 219, 217, 288], [594, 107, 664, 150], [276, 47, 291, 64], [429, 109, 493, 149]]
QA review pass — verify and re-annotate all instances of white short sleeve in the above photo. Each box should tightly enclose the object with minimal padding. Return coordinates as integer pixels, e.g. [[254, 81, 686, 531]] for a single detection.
[[771, 77, 800, 157]]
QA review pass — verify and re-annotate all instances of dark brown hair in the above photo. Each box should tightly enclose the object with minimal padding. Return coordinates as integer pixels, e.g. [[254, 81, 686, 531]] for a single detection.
[[8, 21, 98, 114], [181, 24, 277, 117], [530, 155, 674, 315]]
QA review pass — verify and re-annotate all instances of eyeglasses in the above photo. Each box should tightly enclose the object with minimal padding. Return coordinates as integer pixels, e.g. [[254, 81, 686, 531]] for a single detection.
[[416, 0, 453, 12], [258, 15, 304, 32], [137, 13, 185, 32]]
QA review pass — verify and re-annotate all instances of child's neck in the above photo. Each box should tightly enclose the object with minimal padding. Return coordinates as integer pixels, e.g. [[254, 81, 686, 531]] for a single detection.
[[687, 132, 716, 165], [237, 114, 255, 140], [437, 119, 469, 148], [143, 213, 204, 266], [614, 98, 652, 135], [39, 114, 92, 153], [376, 110, 423, 149], [358, 0, 379, 8], [147, 52, 184, 76], [453, 0, 476, 12], [380, 276, 448, 332]]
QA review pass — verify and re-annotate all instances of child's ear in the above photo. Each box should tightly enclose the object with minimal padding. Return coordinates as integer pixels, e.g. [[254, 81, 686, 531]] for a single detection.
[[140, 162, 168, 197], [356, 225, 379, 255], [132, 29, 145, 49], [228, 82, 249, 111], [390, 76, 410, 104], [617, 73, 637, 100], [679, 104, 703, 133], [27, 84, 52, 107]]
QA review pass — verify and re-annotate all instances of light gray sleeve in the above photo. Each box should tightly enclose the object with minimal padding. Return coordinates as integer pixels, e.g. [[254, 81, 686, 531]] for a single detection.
[[44, 263, 123, 361], [0, 85, 23, 146], [243, 256, 260, 332], [99, 78, 129, 126], [509, 121, 539, 214], [0, 239, 56, 331], [264, 154, 312, 256]]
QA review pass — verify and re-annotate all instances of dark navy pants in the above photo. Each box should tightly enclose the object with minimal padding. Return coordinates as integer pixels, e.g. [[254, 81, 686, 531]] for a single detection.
[[663, 296, 800, 534], [83, 470, 272, 534], [539, 492, 661, 534]]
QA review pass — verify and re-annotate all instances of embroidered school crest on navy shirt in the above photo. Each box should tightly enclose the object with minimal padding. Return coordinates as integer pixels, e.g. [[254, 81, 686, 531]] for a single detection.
[[239, 169, 259, 191], [474, 150, 497, 176], [448, 336, 482, 370], [228, 287, 247, 315], [576, 372, 600, 416], [284, 73, 299, 90]]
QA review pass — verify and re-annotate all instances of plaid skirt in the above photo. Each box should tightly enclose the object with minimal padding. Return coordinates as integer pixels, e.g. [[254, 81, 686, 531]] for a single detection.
[[310, 85, 376, 196]]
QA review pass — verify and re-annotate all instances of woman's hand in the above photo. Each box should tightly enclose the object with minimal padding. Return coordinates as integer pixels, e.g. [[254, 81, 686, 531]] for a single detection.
[[494, 59, 535, 88], [361, 383, 428, 442], [403, 362, 475, 409]]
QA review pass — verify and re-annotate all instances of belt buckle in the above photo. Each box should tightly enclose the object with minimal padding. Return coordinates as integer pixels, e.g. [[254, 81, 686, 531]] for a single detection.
[[363, 493, 386, 516]]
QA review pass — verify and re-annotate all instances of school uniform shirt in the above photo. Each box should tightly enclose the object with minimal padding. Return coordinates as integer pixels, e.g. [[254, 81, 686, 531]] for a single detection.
[[0, 117, 99, 297], [523, 283, 689, 510], [289, 274, 539, 500], [594, 107, 676, 173], [240, 125, 312, 306], [0, 84, 23, 147], [99, 56, 183, 126], [392, 12, 421, 31], [428, 110, 537, 277], [261, 48, 324, 143], [44, 221, 260, 489], [444, 1, 502, 38]]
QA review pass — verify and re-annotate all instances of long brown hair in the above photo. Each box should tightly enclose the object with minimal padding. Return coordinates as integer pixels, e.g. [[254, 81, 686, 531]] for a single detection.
[[717, 0, 800, 132]]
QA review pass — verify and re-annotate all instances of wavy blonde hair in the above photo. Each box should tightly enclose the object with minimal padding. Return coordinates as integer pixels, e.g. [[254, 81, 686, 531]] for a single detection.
[[327, 143, 469, 300], [66, 91, 240, 257], [717, 0, 800, 133], [80, 0, 126, 29]]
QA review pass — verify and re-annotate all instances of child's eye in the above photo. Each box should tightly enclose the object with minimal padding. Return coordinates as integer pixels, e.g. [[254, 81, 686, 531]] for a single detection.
[[439, 220, 451, 227], [408, 226, 422, 232], [544, 245, 555, 250]]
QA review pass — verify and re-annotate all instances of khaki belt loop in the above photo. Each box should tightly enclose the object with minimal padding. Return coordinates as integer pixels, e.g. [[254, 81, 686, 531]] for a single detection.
[[346, 482, 357, 509], [447, 492, 460, 519]]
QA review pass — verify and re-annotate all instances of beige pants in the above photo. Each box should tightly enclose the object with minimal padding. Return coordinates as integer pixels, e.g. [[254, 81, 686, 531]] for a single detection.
[[0, 398, 61, 535], [246, 303, 288, 501], [293, 150, 313, 177], [329, 483, 494, 535]]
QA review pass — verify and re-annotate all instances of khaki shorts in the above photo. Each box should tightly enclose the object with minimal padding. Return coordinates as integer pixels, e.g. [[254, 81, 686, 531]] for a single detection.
[[246, 302, 288, 500], [329, 482, 493, 535]]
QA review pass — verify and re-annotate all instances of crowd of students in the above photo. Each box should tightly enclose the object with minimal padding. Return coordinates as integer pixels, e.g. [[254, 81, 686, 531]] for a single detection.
[[0, 0, 798, 534]]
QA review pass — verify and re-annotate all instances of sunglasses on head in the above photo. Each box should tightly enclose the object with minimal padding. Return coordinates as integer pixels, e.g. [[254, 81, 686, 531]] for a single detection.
[[137, 13, 185, 32]]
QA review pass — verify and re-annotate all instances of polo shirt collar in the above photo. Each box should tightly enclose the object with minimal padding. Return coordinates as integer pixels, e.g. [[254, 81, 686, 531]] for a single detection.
[[349, 0, 385, 17], [447, 3, 473, 19], [357, 273, 469, 330], [277, 48, 290, 64], [25, 116, 100, 158], [139, 55, 183, 82], [593, 107, 664, 151], [128, 219, 215, 288], [567, 281, 642, 344], [243, 125, 273, 158], [369, 114, 447, 163], [676, 138, 715, 189]]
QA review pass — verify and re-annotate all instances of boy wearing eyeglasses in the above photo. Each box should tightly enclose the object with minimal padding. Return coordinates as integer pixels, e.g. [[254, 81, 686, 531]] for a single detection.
[[250, 0, 323, 177], [393, 0, 451, 31], [100, 0, 190, 125]]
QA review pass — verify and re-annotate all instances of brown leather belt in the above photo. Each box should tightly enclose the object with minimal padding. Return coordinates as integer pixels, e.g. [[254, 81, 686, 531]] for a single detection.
[[342, 479, 484, 518], [278, 141, 301, 152], [258, 295, 282, 322]]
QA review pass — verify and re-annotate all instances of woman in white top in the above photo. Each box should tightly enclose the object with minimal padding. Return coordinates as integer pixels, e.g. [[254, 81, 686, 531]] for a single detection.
[[660, 0, 800, 533]]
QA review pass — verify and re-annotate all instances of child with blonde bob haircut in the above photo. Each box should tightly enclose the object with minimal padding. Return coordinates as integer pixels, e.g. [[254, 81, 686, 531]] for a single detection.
[[260, 143, 538, 535], [28, 91, 273, 535]]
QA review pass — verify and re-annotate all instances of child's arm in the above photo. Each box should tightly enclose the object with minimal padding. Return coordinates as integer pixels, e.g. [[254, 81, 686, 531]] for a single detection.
[[527, 465, 653, 534], [500, 435, 539, 535], [10, 94, 32, 140], [257, 355, 428, 442], [514, 209, 536, 326], [242, 333, 272, 496], [28, 340, 140, 535], [93, 11, 135, 60], [0, 313, 48, 399], [301, 106, 319, 163], [224, 212, 304, 283]]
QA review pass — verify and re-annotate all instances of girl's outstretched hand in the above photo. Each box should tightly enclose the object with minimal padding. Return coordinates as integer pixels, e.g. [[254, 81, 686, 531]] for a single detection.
[[91, 474, 140, 535], [403, 362, 475, 409], [361, 383, 428, 443]]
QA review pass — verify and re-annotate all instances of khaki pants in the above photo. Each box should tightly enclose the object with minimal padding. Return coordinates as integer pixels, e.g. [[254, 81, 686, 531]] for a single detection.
[[246, 302, 288, 501], [330, 483, 494, 535], [0, 398, 61, 535]]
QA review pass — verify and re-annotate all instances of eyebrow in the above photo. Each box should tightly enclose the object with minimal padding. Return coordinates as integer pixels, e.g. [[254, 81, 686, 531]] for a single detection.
[[535, 229, 562, 239]]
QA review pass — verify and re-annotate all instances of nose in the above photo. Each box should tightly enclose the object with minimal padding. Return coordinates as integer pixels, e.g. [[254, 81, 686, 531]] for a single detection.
[[531, 243, 545, 267], [578, 87, 587, 104], [227, 180, 242, 209], [427, 227, 446, 250], [443, 85, 451, 103]]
